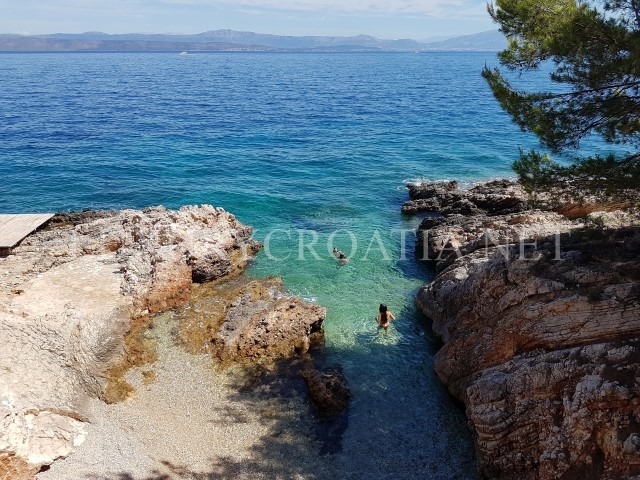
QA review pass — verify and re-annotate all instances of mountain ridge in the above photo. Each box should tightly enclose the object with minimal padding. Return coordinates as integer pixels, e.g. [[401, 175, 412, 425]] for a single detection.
[[0, 29, 507, 52]]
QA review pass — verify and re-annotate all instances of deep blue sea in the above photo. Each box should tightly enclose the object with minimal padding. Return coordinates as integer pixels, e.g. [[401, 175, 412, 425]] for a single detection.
[[0, 52, 620, 478]]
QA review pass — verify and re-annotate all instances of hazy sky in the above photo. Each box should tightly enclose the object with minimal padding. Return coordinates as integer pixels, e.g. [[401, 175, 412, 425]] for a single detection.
[[2, 0, 496, 39]]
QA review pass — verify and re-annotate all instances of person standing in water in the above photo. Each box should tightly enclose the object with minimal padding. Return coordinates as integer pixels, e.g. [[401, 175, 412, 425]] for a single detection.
[[377, 304, 395, 332]]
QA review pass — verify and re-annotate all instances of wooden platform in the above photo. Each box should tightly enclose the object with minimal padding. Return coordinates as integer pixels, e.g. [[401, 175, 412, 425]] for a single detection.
[[0, 214, 55, 254]]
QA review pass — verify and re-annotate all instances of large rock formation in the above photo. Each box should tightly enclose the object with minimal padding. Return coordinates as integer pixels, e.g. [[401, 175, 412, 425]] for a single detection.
[[175, 276, 326, 365], [402, 179, 529, 215], [408, 181, 640, 479], [403, 178, 634, 219], [416, 210, 576, 268], [0, 205, 324, 477]]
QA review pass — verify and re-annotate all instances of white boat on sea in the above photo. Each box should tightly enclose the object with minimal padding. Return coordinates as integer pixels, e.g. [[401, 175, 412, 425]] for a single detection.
[[179, 51, 188, 56]]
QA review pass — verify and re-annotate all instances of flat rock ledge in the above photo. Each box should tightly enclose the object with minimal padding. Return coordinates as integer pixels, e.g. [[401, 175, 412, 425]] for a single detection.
[[407, 180, 640, 480], [403, 179, 635, 219], [0, 205, 325, 478]]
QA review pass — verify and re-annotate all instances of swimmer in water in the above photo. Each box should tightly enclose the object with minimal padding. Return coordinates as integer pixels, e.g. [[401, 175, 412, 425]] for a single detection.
[[376, 304, 395, 333], [333, 246, 349, 266]]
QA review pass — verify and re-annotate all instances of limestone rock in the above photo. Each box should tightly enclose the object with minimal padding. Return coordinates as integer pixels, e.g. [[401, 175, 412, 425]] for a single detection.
[[409, 178, 640, 480], [419, 229, 640, 398], [416, 210, 578, 267], [0, 205, 260, 474], [176, 276, 326, 366], [465, 341, 640, 480], [403, 179, 529, 215], [0, 410, 87, 466], [300, 366, 351, 416], [0, 451, 39, 480], [532, 188, 638, 219]]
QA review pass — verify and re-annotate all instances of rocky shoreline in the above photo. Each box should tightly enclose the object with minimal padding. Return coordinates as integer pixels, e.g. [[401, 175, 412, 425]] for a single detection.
[[406, 180, 640, 479], [4, 183, 638, 479], [0, 205, 333, 479]]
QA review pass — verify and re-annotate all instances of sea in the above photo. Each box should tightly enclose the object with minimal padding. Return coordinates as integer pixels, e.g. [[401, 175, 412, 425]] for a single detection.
[[0, 52, 621, 479]]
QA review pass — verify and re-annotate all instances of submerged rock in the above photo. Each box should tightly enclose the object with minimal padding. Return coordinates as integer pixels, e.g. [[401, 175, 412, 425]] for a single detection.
[[406, 179, 640, 479], [300, 366, 351, 416]]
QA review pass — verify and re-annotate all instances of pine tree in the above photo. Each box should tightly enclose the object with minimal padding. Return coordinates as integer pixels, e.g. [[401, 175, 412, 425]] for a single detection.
[[483, 0, 640, 196]]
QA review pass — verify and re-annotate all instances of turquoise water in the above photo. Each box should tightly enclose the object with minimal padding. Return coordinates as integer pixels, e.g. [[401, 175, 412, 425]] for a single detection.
[[0, 52, 619, 478]]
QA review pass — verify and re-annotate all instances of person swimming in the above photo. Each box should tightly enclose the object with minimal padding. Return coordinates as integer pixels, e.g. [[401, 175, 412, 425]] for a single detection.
[[377, 304, 395, 332], [333, 246, 349, 266]]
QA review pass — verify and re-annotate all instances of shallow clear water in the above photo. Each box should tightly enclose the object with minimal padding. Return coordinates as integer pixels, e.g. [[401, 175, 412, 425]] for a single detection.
[[0, 52, 619, 478]]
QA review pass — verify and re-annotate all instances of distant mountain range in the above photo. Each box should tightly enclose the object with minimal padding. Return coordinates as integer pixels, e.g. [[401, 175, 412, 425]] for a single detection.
[[0, 29, 507, 53]]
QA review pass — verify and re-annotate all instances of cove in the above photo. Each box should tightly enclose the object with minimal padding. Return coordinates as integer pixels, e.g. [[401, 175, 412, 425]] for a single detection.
[[1, 51, 620, 478]]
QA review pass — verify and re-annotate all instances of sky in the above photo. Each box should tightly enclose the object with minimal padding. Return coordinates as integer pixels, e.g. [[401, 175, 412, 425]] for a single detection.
[[1, 0, 496, 40]]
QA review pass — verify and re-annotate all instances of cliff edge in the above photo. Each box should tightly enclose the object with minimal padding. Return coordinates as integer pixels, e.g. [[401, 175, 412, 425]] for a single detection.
[[407, 180, 640, 479]]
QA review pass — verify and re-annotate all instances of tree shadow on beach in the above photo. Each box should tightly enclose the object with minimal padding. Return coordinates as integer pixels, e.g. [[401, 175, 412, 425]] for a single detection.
[[86, 303, 478, 480], [84, 344, 476, 480], [85, 356, 346, 480]]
